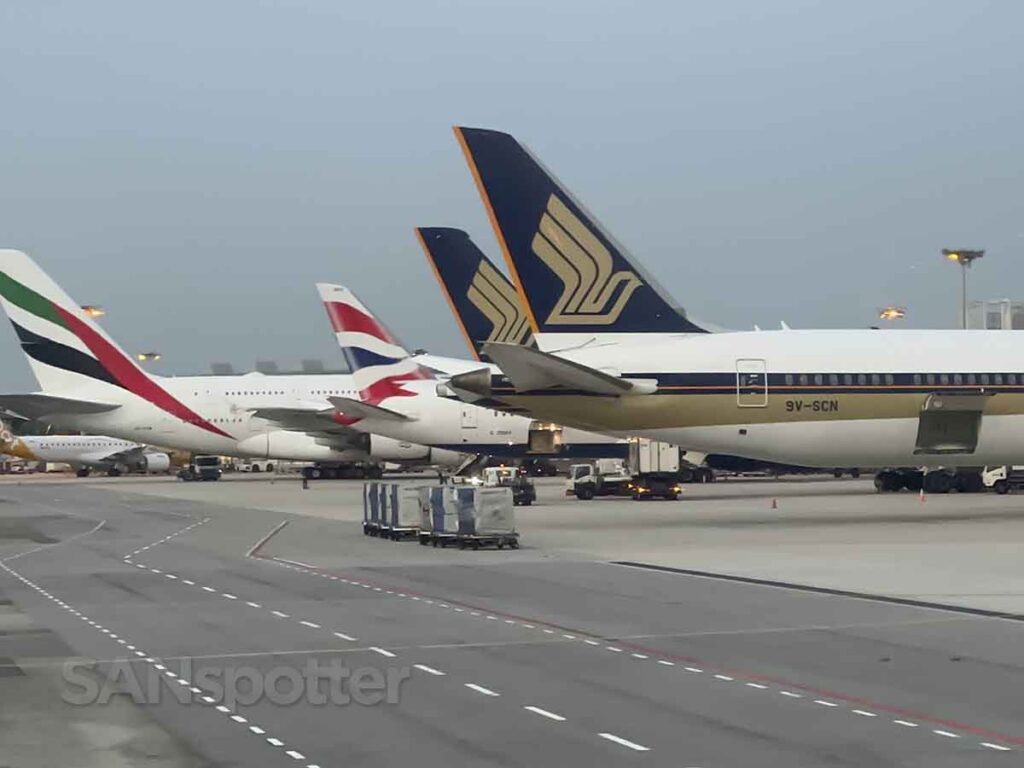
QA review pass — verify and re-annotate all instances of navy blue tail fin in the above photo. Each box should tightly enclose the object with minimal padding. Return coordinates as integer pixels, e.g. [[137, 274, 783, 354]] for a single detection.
[[454, 127, 707, 335], [416, 227, 533, 362]]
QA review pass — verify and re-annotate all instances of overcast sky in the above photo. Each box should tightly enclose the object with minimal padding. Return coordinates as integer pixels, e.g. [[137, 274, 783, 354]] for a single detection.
[[1, 1, 1021, 390]]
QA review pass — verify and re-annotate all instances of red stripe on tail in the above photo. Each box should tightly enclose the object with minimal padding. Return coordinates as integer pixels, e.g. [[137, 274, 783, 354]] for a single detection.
[[55, 307, 233, 439], [323, 301, 399, 344]]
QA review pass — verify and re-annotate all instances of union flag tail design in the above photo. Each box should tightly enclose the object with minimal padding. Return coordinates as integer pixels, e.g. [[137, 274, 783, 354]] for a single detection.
[[453, 127, 708, 335], [317, 283, 432, 421], [416, 227, 533, 363], [0, 249, 231, 438]]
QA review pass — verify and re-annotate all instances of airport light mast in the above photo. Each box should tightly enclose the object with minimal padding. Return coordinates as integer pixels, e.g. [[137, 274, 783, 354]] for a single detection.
[[878, 306, 906, 324], [136, 352, 162, 363], [942, 249, 984, 329], [81, 305, 105, 318]]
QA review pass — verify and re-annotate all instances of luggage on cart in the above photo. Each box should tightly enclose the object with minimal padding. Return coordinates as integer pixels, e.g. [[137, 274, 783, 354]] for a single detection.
[[455, 487, 518, 549]]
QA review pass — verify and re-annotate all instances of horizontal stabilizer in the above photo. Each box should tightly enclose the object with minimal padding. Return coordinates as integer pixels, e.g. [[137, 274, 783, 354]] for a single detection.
[[0, 393, 121, 419], [480, 342, 656, 396], [327, 396, 410, 422]]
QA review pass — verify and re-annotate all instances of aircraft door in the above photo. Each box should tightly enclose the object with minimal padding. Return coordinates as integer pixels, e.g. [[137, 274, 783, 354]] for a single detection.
[[462, 405, 477, 442], [736, 359, 768, 408]]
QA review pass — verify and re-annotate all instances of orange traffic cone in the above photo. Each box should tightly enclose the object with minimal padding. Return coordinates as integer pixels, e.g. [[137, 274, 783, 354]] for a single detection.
[[771, 498, 778, 510], [919, 487, 926, 502]]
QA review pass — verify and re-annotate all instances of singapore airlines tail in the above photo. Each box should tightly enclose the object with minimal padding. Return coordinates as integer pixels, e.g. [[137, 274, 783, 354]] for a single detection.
[[0, 250, 231, 436], [453, 127, 708, 339], [416, 226, 533, 362], [317, 283, 431, 421]]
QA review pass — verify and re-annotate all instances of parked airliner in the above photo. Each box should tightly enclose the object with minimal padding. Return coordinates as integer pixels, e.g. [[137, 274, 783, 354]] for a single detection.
[[0, 250, 461, 468], [447, 127, 1024, 477]]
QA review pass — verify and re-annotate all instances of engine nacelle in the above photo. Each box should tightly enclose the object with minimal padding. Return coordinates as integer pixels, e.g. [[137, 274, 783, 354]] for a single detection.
[[366, 435, 464, 468], [139, 452, 171, 473]]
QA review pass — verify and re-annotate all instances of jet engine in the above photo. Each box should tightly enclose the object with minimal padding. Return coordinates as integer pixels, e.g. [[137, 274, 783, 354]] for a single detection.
[[364, 435, 463, 468], [138, 452, 171, 473]]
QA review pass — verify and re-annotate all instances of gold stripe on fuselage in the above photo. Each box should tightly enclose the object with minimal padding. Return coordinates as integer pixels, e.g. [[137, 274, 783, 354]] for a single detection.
[[489, 390, 1024, 432]]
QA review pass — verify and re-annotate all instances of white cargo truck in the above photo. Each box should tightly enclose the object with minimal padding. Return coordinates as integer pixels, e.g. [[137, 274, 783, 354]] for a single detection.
[[982, 465, 1024, 494], [627, 438, 684, 500]]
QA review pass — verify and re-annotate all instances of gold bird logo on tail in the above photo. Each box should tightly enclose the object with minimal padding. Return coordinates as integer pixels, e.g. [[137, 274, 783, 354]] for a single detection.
[[468, 260, 532, 344], [530, 194, 642, 325]]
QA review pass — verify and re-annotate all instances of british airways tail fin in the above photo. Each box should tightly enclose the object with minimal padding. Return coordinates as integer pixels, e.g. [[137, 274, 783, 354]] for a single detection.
[[453, 127, 707, 336], [317, 283, 433, 401], [415, 227, 533, 362]]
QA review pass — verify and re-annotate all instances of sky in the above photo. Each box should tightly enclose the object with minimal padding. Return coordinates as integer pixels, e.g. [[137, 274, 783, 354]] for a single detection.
[[1, 1, 1021, 390]]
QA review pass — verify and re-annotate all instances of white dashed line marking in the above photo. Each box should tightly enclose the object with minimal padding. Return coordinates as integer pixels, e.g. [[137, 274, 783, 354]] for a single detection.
[[246, 602, 261, 608], [285, 750, 306, 760], [299, 621, 320, 629], [684, 667, 703, 673], [333, 632, 357, 642], [370, 647, 396, 658], [852, 709, 876, 717], [982, 743, 1012, 751], [524, 705, 566, 721], [631, 653, 648, 659], [779, 691, 802, 698], [746, 683, 768, 689], [272, 611, 289, 618], [221, 593, 237, 600], [267, 737, 284, 747], [202, 586, 216, 593], [606, 646, 623, 653], [598, 733, 650, 752], [933, 730, 959, 738], [464, 683, 500, 697], [815, 700, 838, 707], [657, 660, 675, 666], [714, 674, 734, 681], [413, 664, 445, 676]]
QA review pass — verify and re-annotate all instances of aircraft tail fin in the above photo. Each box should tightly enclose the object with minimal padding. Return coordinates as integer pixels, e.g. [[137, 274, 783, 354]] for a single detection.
[[453, 127, 707, 336], [0, 250, 232, 437], [415, 227, 533, 362], [317, 283, 433, 407]]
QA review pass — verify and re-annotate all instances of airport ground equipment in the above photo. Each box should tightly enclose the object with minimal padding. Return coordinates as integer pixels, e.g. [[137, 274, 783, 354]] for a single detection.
[[627, 438, 684, 500], [481, 466, 536, 506], [177, 455, 222, 482], [567, 458, 632, 499], [982, 465, 1024, 494], [568, 440, 684, 501], [455, 486, 518, 549]]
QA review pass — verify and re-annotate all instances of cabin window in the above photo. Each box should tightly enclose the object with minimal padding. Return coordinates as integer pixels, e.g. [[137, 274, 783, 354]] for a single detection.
[[885, 374, 894, 385], [784, 374, 793, 386], [994, 374, 1004, 385], [814, 374, 823, 386], [913, 373, 922, 385], [981, 374, 990, 386], [870, 374, 880, 386], [953, 373, 963, 386], [829, 373, 839, 386], [1010, 374, 1019, 386], [967, 373, 977, 386], [799, 374, 808, 386], [940, 374, 950, 385], [857, 374, 867, 386]]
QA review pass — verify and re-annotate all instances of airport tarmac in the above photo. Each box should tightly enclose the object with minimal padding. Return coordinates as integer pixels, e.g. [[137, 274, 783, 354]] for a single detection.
[[1, 474, 1023, 766]]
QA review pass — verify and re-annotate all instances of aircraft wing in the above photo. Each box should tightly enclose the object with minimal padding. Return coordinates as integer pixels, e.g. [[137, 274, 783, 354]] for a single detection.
[[0, 393, 122, 420], [477, 342, 657, 396], [327, 397, 410, 422], [250, 406, 356, 436]]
